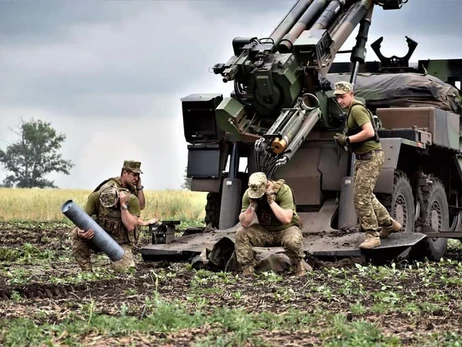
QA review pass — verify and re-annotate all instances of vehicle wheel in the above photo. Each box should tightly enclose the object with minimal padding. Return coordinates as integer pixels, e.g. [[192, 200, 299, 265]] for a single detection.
[[204, 192, 221, 229], [410, 178, 449, 261], [390, 171, 415, 233], [379, 170, 415, 233]]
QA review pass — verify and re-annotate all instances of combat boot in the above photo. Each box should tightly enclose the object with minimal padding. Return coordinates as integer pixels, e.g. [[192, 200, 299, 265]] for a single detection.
[[380, 219, 402, 239], [241, 265, 255, 277], [359, 234, 381, 249], [291, 259, 312, 277]]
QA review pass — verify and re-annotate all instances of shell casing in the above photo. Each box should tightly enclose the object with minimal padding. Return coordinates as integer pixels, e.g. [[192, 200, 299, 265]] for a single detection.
[[271, 137, 288, 154]]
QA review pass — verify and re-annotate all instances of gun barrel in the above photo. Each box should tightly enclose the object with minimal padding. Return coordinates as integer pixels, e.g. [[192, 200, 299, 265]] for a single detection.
[[270, 0, 314, 46], [311, 0, 346, 30], [62, 200, 125, 262], [329, 0, 374, 56], [278, 0, 328, 53]]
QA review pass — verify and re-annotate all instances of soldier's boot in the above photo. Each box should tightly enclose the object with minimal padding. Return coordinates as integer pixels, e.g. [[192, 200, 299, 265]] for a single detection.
[[291, 259, 312, 277], [359, 233, 381, 249], [241, 265, 255, 277], [111, 250, 136, 273], [380, 219, 403, 239]]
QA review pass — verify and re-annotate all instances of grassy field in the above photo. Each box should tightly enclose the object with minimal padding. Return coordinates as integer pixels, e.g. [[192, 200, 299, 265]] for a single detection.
[[0, 187, 207, 224], [0, 189, 461, 346]]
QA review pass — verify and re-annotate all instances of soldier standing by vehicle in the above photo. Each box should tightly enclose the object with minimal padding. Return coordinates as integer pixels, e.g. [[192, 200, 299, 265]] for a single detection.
[[71, 160, 145, 271], [235, 172, 309, 276], [333, 81, 402, 249]]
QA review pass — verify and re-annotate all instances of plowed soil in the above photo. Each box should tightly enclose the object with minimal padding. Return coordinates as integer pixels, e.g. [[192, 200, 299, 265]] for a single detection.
[[0, 222, 461, 346]]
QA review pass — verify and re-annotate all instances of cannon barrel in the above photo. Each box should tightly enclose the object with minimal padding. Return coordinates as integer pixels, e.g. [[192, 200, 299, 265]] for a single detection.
[[329, 0, 373, 57], [61, 200, 125, 262], [313, 0, 373, 76], [311, 0, 346, 30], [278, 0, 328, 53], [270, 0, 314, 47]]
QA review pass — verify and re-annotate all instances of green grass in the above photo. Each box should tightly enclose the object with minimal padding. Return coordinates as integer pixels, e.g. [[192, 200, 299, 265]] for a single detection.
[[1, 222, 461, 346]]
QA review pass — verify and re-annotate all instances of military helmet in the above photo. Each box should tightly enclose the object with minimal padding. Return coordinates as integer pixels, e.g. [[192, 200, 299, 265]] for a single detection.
[[99, 185, 120, 208]]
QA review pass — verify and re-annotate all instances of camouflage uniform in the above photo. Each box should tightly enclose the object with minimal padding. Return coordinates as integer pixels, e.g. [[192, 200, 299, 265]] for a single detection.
[[235, 224, 304, 267], [71, 178, 141, 272], [334, 81, 399, 249], [353, 150, 392, 235], [235, 172, 305, 274]]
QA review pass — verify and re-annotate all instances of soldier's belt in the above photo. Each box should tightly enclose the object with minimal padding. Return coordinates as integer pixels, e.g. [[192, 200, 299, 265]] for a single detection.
[[355, 149, 382, 161]]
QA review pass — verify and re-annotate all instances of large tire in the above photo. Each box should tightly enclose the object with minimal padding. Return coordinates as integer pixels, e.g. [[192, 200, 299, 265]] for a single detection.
[[204, 172, 249, 229], [411, 178, 449, 261], [379, 170, 415, 233], [204, 192, 221, 228]]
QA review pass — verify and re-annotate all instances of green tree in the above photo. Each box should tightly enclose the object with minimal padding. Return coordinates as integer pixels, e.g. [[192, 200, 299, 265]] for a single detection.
[[0, 118, 74, 188], [182, 166, 192, 190]]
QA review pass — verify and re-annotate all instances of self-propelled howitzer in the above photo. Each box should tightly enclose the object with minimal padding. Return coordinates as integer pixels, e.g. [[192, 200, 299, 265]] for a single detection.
[[141, 0, 462, 266]]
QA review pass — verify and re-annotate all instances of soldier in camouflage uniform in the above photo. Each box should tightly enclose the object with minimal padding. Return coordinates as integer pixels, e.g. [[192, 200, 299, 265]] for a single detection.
[[235, 172, 309, 276], [93, 160, 146, 210], [71, 161, 143, 272], [333, 81, 402, 249]]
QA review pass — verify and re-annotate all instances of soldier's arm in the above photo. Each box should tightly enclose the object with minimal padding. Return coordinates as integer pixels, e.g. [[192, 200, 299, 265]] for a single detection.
[[119, 192, 140, 232], [268, 187, 293, 224], [348, 108, 374, 143], [137, 217, 158, 226], [136, 189, 146, 210], [239, 191, 256, 228], [135, 176, 146, 210], [77, 192, 99, 238]]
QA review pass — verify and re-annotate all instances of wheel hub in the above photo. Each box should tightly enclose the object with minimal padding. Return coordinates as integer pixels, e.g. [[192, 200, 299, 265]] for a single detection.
[[394, 194, 407, 226], [429, 201, 442, 240], [430, 203, 441, 230]]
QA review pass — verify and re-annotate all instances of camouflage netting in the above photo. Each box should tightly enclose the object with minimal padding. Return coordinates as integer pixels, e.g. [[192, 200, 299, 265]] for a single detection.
[[327, 72, 462, 115]]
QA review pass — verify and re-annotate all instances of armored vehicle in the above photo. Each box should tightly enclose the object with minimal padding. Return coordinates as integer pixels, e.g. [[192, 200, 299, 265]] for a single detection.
[[141, 0, 462, 265]]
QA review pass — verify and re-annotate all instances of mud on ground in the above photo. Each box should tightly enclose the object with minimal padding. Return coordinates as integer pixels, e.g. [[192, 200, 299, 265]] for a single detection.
[[0, 222, 461, 346]]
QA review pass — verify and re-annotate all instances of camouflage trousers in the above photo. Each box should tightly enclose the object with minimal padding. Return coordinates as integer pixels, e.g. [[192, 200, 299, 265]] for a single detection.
[[71, 228, 135, 272], [235, 224, 305, 267], [353, 150, 392, 236]]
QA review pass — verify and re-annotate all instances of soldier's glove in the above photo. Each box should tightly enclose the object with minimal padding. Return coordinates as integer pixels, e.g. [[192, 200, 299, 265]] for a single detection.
[[334, 133, 349, 147], [266, 190, 276, 205]]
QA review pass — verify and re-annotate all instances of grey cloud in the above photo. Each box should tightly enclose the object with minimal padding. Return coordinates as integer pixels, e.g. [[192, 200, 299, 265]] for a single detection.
[[0, 1, 287, 119]]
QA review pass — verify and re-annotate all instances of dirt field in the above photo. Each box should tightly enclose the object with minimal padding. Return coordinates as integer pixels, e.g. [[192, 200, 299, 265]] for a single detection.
[[0, 222, 461, 346]]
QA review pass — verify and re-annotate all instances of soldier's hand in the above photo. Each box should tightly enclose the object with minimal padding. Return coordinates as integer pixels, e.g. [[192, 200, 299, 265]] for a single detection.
[[136, 176, 142, 190], [119, 190, 128, 204], [147, 218, 158, 225], [249, 199, 258, 209], [78, 228, 95, 239], [266, 189, 276, 205], [334, 133, 349, 147]]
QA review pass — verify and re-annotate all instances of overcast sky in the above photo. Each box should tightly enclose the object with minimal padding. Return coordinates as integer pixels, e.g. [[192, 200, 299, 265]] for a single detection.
[[0, 0, 461, 190]]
